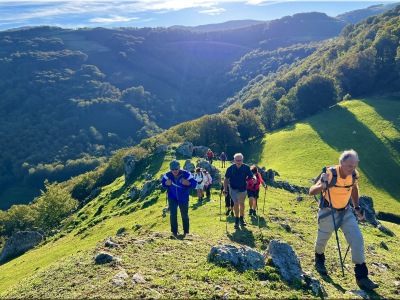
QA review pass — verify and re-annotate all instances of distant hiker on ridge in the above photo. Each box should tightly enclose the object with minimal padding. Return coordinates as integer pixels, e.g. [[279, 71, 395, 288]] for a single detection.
[[309, 150, 379, 289], [223, 153, 253, 229], [162, 160, 197, 236], [220, 152, 227, 168], [206, 149, 214, 165]]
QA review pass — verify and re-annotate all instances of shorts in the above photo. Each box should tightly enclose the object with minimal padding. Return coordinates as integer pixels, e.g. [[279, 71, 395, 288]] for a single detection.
[[247, 189, 259, 199], [229, 185, 246, 204]]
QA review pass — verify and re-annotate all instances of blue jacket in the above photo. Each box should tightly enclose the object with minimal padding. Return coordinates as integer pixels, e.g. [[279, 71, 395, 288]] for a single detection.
[[162, 170, 197, 204]]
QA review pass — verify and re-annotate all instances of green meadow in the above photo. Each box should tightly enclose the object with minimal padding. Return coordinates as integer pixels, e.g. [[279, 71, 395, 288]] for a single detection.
[[1, 98, 400, 299]]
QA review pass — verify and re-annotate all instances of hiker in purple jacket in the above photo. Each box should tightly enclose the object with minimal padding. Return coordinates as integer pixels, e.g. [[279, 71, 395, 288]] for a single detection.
[[220, 152, 227, 168]]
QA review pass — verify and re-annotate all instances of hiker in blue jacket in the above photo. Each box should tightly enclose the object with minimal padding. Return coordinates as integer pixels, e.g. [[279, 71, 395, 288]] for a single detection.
[[162, 160, 197, 236], [223, 153, 253, 229]]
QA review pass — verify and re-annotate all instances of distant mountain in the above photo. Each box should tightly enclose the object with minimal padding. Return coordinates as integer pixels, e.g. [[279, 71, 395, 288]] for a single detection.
[[336, 2, 400, 24], [170, 19, 267, 31]]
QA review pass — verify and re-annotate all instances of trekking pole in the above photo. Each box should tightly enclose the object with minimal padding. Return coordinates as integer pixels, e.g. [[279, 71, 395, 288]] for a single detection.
[[262, 188, 266, 214], [192, 189, 193, 202], [219, 193, 222, 221], [322, 167, 345, 277]]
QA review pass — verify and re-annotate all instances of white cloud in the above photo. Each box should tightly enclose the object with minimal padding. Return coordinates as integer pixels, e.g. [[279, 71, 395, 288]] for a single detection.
[[199, 7, 226, 15], [90, 16, 139, 23]]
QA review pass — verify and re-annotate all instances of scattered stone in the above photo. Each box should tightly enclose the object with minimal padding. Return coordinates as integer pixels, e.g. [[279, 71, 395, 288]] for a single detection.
[[345, 290, 368, 299], [270, 217, 279, 222], [263, 239, 303, 280], [394, 281, 400, 286], [380, 241, 388, 250], [139, 180, 159, 200], [208, 244, 265, 271], [260, 281, 269, 287], [136, 240, 147, 245], [154, 144, 167, 154], [105, 236, 118, 247], [279, 208, 283, 211], [132, 273, 145, 283], [111, 278, 125, 286], [295, 234, 303, 240], [123, 155, 136, 182], [209, 200, 216, 203], [186, 233, 200, 238], [223, 292, 230, 300], [175, 274, 181, 280], [215, 286, 222, 291], [183, 159, 196, 172], [94, 252, 121, 264], [155, 233, 163, 238], [372, 262, 388, 271], [193, 146, 209, 158], [264, 169, 275, 182], [278, 223, 291, 232], [377, 224, 395, 237], [269, 207, 277, 210], [114, 270, 129, 280], [144, 174, 152, 181], [177, 142, 193, 158], [0, 231, 44, 263], [136, 224, 142, 229], [90, 188, 101, 199], [150, 289, 161, 296], [117, 228, 125, 235], [163, 207, 169, 213], [67, 229, 72, 233], [297, 196, 303, 201]]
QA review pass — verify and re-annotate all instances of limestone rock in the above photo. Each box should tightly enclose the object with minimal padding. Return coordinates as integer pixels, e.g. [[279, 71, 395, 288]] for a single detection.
[[177, 142, 193, 158], [136, 224, 142, 229], [380, 241, 388, 250], [132, 273, 145, 283], [111, 278, 125, 286], [139, 180, 159, 200], [154, 144, 167, 154], [105, 236, 118, 247], [193, 146, 209, 158], [117, 228, 125, 235], [114, 270, 129, 279], [208, 244, 265, 271], [196, 160, 221, 187], [162, 207, 169, 213], [90, 188, 101, 199], [263, 239, 303, 280], [345, 290, 368, 299], [183, 160, 195, 172], [0, 231, 44, 263], [144, 174, 152, 181], [264, 169, 275, 182], [372, 262, 388, 271], [94, 252, 122, 264], [123, 155, 136, 182], [128, 187, 139, 200]]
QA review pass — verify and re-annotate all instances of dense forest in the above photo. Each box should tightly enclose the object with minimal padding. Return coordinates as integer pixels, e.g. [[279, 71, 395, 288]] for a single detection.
[[1, 3, 400, 245]]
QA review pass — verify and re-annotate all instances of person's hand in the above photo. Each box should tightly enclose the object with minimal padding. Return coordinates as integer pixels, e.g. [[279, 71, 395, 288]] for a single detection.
[[223, 190, 228, 195], [264, 184, 268, 190], [355, 208, 365, 221], [165, 179, 172, 186], [321, 173, 329, 182], [182, 179, 191, 186]]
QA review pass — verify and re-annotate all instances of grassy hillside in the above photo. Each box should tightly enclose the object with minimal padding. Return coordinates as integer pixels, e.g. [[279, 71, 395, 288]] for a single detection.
[[243, 97, 400, 214], [0, 141, 400, 299]]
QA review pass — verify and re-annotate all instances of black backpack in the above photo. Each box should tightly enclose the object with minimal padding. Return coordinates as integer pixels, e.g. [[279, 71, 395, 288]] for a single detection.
[[314, 166, 357, 210]]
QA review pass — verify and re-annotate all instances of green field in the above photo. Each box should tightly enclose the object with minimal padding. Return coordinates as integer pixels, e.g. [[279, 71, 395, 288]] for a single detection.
[[244, 97, 400, 214], [1, 98, 400, 298]]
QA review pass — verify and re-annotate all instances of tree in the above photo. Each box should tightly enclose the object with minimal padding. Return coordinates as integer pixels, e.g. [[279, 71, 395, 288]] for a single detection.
[[259, 97, 278, 130], [32, 180, 78, 230], [295, 75, 338, 117], [235, 109, 265, 142]]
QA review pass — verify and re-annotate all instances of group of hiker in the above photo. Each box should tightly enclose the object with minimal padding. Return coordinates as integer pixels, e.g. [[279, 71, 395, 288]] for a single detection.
[[205, 149, 228, 168], [161, 149, 379, 290]]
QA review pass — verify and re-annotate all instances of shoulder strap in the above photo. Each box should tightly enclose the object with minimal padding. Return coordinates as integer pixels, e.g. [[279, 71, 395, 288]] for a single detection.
[[329, 167, 337, 188]]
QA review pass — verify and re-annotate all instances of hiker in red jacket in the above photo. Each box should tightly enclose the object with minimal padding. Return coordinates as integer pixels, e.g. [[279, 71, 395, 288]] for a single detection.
[[206, 149, 214, 165], [247, 165, 267, 216]]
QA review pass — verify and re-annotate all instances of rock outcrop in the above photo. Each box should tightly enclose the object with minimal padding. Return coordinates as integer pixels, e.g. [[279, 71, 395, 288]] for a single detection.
[[176, 142, 193, 158], [263, 239, 303, 280], [0, 231, 45, 263], [193, 146, 209, 158], [208, 244, 265, 271], [123, 155, 136, 182], [183, 160, 195, 172], [154, 144, 167, 154], [139, 179, 160, 201], [196, 160, 221, 187]]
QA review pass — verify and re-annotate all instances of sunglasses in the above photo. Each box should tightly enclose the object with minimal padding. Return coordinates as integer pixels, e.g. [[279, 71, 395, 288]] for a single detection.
[[171, 169, 179, 171]]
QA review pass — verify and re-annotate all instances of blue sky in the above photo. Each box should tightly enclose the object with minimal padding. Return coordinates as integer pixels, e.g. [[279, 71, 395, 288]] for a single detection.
[[0, 1, 398, 31]]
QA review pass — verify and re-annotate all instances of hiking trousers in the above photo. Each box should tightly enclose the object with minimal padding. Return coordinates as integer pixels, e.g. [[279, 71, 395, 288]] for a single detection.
[[315, 207, 365, 264], [168, 198, 189, 234], [204, 185, 211, 198]]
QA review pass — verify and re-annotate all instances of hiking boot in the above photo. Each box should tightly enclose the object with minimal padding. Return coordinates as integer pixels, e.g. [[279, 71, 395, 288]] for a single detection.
[[356, 277, 379, 289], [239, 216, 247, 226], [234, 217, 240, 229], [248, 209, 253, 215], [355, 263, 378, 289], [231, 211, 234, 217], [315, 252, 328, 275], [252, 209, 257, 216], [198, 198, 202, 203], [226, 209, 231, 216]]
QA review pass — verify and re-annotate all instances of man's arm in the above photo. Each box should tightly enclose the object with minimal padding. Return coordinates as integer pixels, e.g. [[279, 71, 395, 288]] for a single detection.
[[309, 173, 329, 195], [351, 184, 364, 220]]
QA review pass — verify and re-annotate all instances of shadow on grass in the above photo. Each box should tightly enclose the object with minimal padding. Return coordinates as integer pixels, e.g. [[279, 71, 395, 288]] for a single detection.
[[242, 136, 266, 165], [319, 274, 346, 293], [227, 226, 256, 248], [308, 105, 400, 203]]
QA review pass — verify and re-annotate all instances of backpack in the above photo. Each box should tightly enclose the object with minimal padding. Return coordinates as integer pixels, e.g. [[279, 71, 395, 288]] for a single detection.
[[314, 166, 357, 210], [167, 170, 190, 195], [228, 164, 249, 190]]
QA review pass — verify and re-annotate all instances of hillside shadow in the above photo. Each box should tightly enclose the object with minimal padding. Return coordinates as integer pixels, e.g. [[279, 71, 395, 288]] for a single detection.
[[308, 105, 400, 203], [242, 137, 266, 165], [227, 227, 256, 248], [363, 97, 400, 133]]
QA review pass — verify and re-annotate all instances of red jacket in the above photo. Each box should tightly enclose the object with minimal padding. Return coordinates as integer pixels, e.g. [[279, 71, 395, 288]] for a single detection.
[[247, 173, 264, 191]]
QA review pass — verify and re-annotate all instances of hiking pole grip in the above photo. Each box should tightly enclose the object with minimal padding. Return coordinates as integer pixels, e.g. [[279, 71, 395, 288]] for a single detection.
[[323, 169, 345, 277]]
